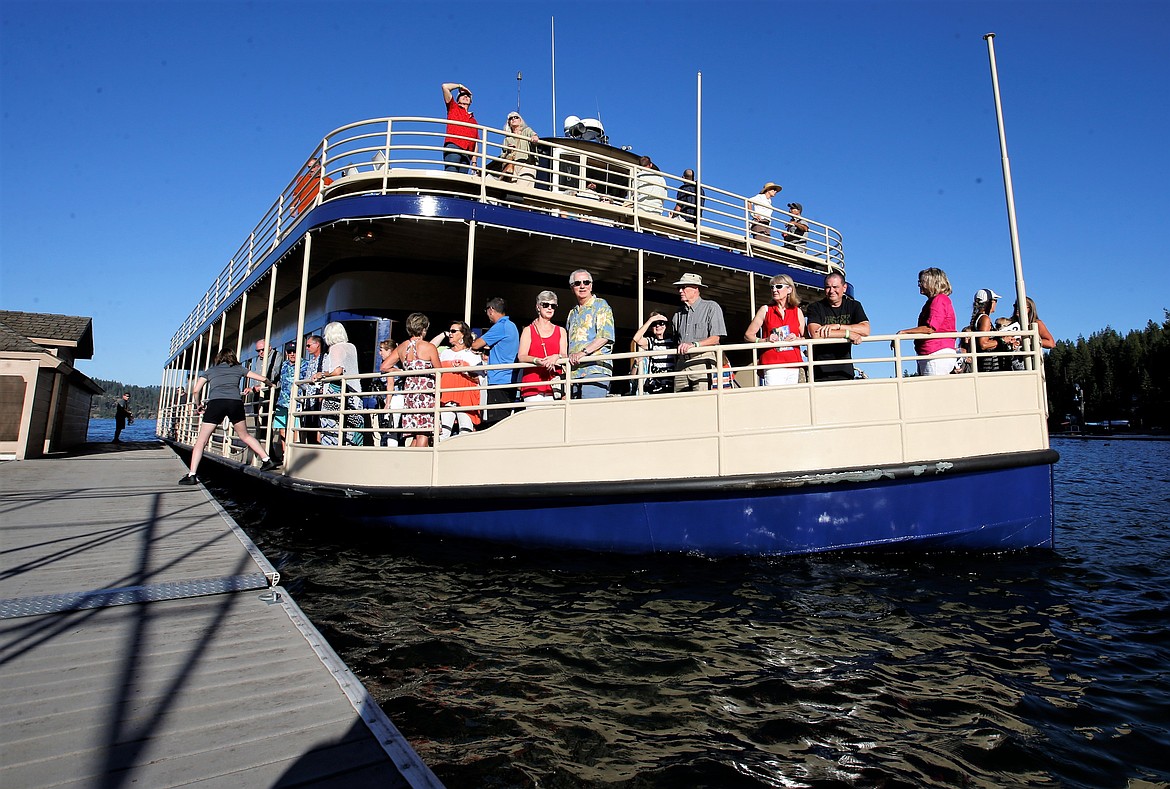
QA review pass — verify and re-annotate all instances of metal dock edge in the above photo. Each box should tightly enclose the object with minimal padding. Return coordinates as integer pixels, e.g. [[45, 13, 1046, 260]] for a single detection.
[[0, 443, 443, 788]]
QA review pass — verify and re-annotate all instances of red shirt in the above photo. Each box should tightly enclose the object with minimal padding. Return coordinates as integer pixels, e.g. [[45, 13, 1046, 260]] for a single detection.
[[761, 305, 803, 366], [445, 100, 478, 150]]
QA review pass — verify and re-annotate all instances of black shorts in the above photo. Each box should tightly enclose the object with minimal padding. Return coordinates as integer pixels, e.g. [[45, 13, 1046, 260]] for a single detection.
[[202, 399, 247, 425]]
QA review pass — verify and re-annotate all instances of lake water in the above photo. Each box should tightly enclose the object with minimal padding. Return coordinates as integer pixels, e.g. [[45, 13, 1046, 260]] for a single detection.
[[87, 417, 164, 444], [186, 434, 1169, 787]]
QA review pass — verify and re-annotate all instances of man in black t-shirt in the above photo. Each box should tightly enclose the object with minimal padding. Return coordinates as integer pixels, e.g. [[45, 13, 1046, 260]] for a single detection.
[[804, 272, 870, 381]]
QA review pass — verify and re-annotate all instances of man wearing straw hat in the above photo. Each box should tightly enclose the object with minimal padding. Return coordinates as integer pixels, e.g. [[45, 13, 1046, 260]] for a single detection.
[[749, 182, 782, 242], [670, 272, 727, 392]]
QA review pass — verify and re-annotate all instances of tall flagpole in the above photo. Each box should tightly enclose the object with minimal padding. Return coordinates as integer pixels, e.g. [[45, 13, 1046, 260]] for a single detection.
[[551, 17, 557, 135], [984, 32, 1029, 327], [696, 72, 703, 241]]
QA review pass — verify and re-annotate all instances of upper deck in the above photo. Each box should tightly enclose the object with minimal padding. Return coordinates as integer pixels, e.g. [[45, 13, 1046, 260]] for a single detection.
[[169, 116, 844, 355]]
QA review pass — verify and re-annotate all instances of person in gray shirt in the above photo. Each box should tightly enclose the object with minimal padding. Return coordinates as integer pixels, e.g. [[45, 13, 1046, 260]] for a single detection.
[[179, 348, 278, 485], [670, 272, 727, 392]]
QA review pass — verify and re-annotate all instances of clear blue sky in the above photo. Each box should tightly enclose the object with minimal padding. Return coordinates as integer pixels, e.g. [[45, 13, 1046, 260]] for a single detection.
[[2, 0, 1166, 385]]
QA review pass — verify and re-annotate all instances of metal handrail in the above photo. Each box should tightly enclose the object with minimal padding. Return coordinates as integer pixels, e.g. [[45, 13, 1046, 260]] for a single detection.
[[169, 116, 847, 353], [164, 326, 1045, 453], [245, 329, 1045, 449]]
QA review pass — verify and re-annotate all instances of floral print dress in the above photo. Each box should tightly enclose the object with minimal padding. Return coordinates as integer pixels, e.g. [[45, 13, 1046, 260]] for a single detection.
[[400, 338, 435, 431]]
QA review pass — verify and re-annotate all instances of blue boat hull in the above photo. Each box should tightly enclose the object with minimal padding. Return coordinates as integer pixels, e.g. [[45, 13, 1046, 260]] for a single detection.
[[338, 452, 1057, 556], [179, 441, 1056, 556]]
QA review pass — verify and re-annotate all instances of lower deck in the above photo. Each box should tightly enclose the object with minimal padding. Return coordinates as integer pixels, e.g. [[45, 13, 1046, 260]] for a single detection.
[[162, 345, 1057, 556]]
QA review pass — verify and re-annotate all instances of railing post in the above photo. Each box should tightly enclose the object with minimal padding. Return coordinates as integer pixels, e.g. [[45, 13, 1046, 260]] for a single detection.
[[714, 345, 725, 475], [382, 119, 392, 192], [316, 138, 327, 210], [479, 126, 488, 202], [631, 164, 642, 231]]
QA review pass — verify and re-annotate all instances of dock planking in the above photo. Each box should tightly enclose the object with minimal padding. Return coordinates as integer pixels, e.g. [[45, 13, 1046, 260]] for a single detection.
[[0, 443, 442, 788]]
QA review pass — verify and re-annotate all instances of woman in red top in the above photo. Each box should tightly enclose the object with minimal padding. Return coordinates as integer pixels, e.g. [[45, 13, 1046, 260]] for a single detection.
[[744, 274, 806, 386], [518, 291, 568, 402]]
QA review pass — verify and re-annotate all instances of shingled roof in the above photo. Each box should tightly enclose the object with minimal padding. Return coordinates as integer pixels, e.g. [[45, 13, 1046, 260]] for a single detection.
[[0, 311, 94, 358], [0, 319, 48, 353]]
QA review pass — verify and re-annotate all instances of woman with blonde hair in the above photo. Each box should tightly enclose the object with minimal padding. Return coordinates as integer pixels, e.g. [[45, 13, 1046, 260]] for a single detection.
[[744, 273, 805, 386], [312, 321, 366, 445], [897, 267, 958, 375], [501, 111, 539, 183], [518, 291, 568, 402]]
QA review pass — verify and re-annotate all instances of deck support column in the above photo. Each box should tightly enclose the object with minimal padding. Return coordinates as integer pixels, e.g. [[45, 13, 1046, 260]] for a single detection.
[[287, 231, 313, 469], [462, 220, 477, 322], [235, 292, 248, 359], [636, 249, 645, 396], [260, 264, 279, 461]]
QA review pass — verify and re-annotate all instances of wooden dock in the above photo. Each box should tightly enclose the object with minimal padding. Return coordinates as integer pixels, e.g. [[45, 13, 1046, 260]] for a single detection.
[[0, 442, 443, 788]]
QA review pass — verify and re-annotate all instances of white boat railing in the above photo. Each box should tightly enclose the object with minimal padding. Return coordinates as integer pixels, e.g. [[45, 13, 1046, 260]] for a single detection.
[[163, 328, 1046, 454], [168, 116, 845, 355]]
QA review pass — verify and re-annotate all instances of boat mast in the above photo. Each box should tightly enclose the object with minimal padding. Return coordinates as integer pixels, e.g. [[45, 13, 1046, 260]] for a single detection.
[[696, 71, 702, 243], [983, 32, 1029, 327], [550, 17, 557, 136]]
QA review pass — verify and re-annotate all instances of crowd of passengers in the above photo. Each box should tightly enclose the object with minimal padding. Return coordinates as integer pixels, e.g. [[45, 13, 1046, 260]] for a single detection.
[[226, 265, 1053, 451], [443, 80, 811, 245], [289, 81, 810, 248]]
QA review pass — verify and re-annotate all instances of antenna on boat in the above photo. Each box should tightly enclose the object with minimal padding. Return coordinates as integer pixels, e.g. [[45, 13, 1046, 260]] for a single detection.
[[550, 17, 557, 136], [696, 71, 702, 229], [516, 71, 523, 111], [984, 33, 1030, 327]]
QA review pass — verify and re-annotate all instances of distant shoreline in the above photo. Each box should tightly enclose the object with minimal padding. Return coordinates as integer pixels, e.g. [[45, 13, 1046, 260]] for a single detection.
[[1052, 433, 1168, 442]]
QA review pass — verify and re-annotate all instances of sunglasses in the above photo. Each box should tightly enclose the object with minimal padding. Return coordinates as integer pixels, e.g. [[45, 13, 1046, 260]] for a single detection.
[[571, 280, 592, 287], [770, 284, 790, 290], [539, 301, 557, 309]]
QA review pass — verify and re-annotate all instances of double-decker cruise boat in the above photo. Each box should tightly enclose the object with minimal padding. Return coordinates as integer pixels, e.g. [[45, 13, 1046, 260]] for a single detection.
[[159, 112, 1056, 556]]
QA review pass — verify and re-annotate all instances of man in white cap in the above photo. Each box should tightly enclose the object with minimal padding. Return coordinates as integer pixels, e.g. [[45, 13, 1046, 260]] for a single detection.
[[670, 272, 727, 392], [749, 182, 782, 242]]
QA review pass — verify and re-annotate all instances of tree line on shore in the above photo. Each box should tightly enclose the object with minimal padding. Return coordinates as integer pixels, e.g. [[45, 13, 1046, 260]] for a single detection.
[[1044, 311, 1170, 431], [90, 380, 161, 419]]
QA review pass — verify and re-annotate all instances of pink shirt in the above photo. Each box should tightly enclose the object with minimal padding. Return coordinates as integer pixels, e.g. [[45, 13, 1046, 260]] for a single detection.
[[916, 294, 956, 356]]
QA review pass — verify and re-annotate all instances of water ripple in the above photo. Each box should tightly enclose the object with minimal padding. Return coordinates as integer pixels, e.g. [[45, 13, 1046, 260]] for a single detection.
[[209, 437, 1170, 787]]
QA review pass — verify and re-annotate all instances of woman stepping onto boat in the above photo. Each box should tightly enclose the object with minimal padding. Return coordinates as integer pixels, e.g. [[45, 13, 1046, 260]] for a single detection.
[[178, 348, 278, 485]]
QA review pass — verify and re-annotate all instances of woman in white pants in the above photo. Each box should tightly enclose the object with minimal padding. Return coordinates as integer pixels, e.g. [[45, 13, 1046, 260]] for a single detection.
[[897, 267, 958, 375]]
